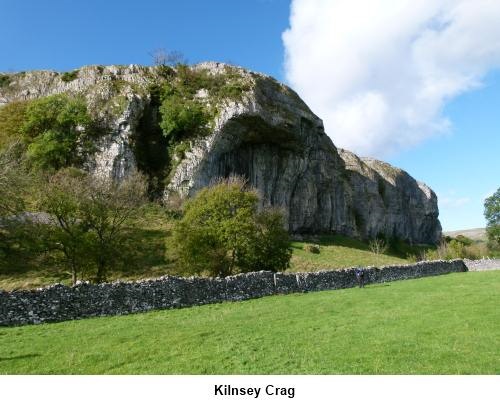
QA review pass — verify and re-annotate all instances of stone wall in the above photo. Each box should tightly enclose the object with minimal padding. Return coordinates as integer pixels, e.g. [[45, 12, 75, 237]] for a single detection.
[[0, 260, 467, 327], [463, 258, 500, 271]]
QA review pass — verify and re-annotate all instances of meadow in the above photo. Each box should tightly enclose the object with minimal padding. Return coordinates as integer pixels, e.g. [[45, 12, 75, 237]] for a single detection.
[[1, 271, 498, 374]]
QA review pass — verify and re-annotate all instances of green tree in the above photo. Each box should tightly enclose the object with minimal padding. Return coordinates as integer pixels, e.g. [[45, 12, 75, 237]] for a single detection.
[[22, 94, 94, 170], [172, 178, 291, 277], [0, 145, 27, 265], [38, 168, 91, 284], [0, 144, 45, 270], [240, 208, 292, 272], [0, 144, 28, 218], [159, 92, 209, 142], [0, 101, 30, 150], [484, 187, 500, 245], [39, 169, 147, 284], [80, 172, 148, 282]]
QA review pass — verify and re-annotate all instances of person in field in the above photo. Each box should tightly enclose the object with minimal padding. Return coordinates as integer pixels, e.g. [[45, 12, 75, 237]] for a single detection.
[[355, 269, 365, 288]]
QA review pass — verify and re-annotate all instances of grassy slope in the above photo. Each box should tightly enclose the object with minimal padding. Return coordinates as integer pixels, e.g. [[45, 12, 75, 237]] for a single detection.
[[1, 271, 498, 374], [288, 235, 410, 272], [0, 214, 417, 290]]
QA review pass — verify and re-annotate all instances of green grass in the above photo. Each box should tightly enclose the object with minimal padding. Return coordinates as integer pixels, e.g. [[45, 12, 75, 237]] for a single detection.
[[1, 271, 498, 374], [288, 234, 414, 272], [1, 218, 423, 290]]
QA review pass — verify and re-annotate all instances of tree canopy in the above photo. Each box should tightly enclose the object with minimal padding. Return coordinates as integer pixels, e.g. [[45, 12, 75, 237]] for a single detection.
[[21, 94, 95, 171], [39, 168, 147, 284], [172, 178, 291, 277], [484, 187, 500, 245]]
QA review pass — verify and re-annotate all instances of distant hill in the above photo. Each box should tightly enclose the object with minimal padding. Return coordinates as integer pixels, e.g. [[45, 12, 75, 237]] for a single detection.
[[444, 228, 487, 241]]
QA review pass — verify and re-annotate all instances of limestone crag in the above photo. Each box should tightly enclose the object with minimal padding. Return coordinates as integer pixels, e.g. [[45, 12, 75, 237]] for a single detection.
[[0, 62, 442, 243], [0, 65, 153, 180], [339, 149, 441, 243]]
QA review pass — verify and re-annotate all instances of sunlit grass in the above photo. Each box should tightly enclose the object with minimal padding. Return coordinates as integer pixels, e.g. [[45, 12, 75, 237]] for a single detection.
[[1, 271, 498, 374]]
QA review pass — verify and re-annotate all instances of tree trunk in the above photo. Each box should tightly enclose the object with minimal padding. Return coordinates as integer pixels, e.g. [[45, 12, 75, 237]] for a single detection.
[[95, 257, 106, 283]]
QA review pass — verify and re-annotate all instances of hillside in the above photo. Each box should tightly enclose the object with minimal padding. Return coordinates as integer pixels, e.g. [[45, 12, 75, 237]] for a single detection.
[[0, 63, 441, 244], [444, 228, 487, 241], [0, 206, 417, 290]]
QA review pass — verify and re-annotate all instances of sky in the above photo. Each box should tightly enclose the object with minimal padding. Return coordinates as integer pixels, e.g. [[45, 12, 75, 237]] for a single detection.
[[1, 0, 498, 231]]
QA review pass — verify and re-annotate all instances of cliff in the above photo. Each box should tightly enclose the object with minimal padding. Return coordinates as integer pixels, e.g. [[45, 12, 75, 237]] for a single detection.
[[0, 63, 441, 244]]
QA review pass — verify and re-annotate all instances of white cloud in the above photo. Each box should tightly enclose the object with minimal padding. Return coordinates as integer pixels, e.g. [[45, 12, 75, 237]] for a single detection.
[[282, 0, 500, 157]]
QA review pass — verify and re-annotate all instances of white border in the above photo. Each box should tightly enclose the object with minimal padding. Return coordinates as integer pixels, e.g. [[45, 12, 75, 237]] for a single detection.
[[1, 376, 499, 405]]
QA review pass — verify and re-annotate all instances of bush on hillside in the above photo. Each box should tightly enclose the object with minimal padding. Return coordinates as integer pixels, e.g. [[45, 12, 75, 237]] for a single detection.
[[0, 101, 30, 150], [0, 74, 11, 88], [455, 234, 474, 246], [38, 169, 148, 284], [0, 146, 43, 269], [422, 239, 488, 261], [60, 70, 79, 82], [159, 93, 209, 142], [304, 244, 320, 254], [172, 177, 291, 277], [369, 238, 387, 255], [22, 94, 95, 170]]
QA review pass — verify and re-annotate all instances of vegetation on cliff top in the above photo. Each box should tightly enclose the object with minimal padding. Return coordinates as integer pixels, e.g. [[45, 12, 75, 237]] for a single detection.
[[0, 74, 11, 88], [60, 70, 79, 82]]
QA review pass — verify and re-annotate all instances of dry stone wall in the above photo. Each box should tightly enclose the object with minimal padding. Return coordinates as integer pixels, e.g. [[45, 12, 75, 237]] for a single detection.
[[463, 258, 500, 271], [0, 260, 467, 326]]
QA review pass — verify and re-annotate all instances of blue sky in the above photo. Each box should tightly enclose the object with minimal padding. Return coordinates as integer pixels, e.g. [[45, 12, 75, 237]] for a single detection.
[[1, 0, 498, 231]]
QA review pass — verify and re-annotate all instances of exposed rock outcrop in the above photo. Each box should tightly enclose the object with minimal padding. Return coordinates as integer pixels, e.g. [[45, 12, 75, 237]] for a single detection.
[[0, 62, 442, 244], [339, 149, 441, 243]]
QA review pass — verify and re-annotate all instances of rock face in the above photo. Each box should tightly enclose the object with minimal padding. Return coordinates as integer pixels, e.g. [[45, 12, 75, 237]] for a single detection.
[[339, 149, 441, 243], [0, 62, 441, 244]]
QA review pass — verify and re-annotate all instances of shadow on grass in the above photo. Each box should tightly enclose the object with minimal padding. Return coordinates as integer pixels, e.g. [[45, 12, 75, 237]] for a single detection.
[[0, 353, 41, 362]]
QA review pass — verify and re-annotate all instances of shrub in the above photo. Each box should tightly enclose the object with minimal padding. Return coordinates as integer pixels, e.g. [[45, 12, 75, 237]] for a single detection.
[[406, 253, 418, 263], [0, 146, 39, 269], [0, 74, 11, 88], [0, 100, 30, 149], [159, 94, 209, 142], [422, 239, 489, 260], [304, 244, 320, 254], [21, 94, 94, 170], [244, 208, 292, 271], [60, 70, 79, 82], [172, 178, 291, 277], [369, 238, 387, 255], [455, 234, 473, 246], [157, 64, 175, 79]]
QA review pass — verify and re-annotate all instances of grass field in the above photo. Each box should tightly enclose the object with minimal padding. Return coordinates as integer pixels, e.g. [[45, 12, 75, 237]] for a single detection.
[[1, 271, 498, 374]]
